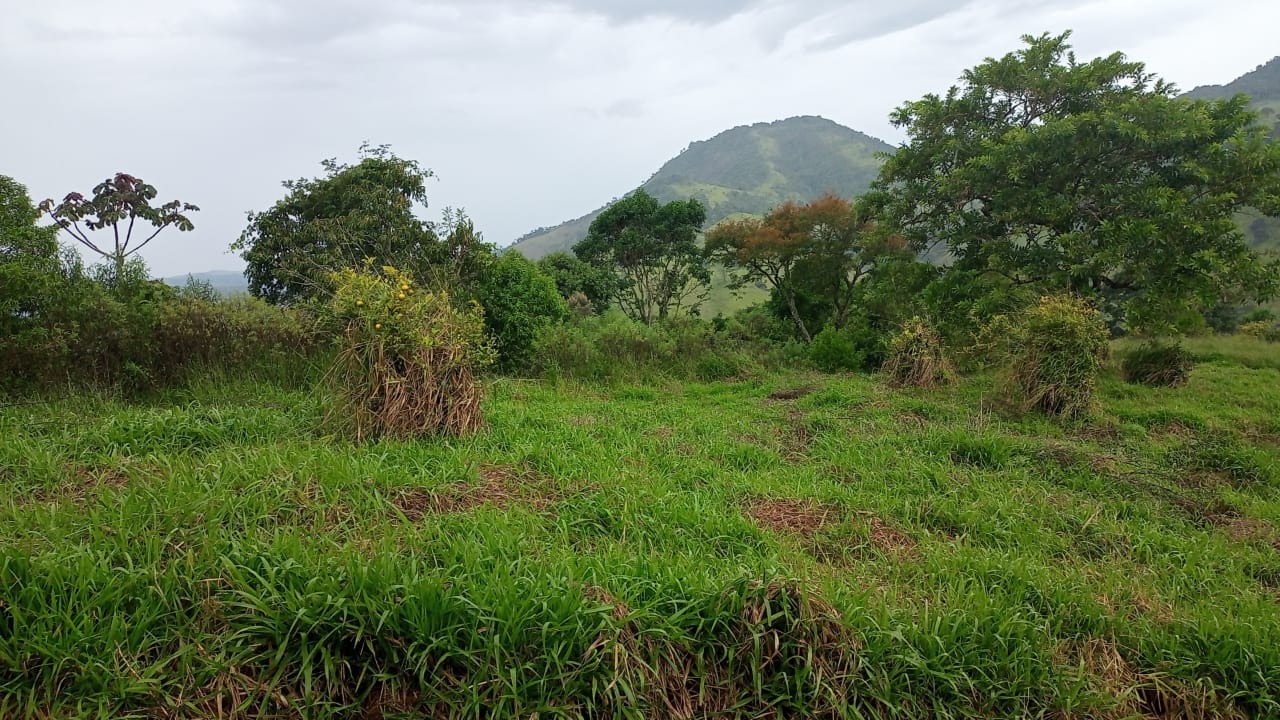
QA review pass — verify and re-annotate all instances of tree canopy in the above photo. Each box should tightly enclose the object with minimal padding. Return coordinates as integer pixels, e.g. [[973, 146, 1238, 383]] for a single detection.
[[573, 189, 709, 324], [870, 31, 1280, 332], [234, 144, 444, 304], [39, 173, 198, 282]]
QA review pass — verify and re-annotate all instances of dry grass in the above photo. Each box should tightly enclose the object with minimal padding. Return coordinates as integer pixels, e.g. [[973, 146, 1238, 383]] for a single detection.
[[391, 464, 561, 520]]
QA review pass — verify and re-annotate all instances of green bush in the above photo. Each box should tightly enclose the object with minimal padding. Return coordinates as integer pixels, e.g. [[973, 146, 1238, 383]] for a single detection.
[[1120, 341, 1195, 387], [809, 323, 887, 373], [986, 295, 1110, 418], [152, 295, 316, 383], [475, 252, 568, 371], [529, 311, 791, 381], [1239, 320, 1280, 342], [881, 317, 955, 388]]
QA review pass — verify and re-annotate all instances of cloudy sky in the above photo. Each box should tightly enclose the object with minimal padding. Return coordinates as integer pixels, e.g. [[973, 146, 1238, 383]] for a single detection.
[[3, 0, 1278, 277]]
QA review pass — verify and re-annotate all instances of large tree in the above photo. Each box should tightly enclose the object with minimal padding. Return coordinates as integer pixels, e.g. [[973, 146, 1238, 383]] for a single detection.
[[2, 175, 61, 332], [573, 189, 709, 324], [870, 31, 1280, 332], [234, 144, 445, 304], [39, 173, 198, 283], [706, 195, 906, 341]]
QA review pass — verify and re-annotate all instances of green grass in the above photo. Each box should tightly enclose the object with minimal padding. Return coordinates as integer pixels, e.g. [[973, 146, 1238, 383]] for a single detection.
[[3, 338, 1280, 718]]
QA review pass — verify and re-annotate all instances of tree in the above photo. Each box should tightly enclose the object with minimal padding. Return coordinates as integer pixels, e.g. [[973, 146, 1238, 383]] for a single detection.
[[706, 195, 907, 341], [536, 251, 618, 314], [573, 189, 709, 324], [234, 144, 445, 304], [1, 175, 61, 334], [871, 31, 1280, 332], [39, 173, 198, 283], [474, 252, 568, 370]]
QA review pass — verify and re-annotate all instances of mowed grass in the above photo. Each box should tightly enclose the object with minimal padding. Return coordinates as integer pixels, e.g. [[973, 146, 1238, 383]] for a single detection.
[[2, 339, 1279, 718]]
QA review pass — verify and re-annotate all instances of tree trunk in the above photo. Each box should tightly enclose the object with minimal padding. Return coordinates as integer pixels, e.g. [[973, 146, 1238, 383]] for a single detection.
[[786, 290, 813, 343]]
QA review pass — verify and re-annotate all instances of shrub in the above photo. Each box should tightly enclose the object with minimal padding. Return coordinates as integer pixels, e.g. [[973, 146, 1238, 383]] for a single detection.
[[1239, 320, 1280, 342], [881, 317, 955, 388], [987, 295, 1109, 418], [152, 295, 316, 383], [809, 323, 887, 373], [1120, 341, 1195, 387], [473, 252, 568, 371], [326, 265, 494, 440]]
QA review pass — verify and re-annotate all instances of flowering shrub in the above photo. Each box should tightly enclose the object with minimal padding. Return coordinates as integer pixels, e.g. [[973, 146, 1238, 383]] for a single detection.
[[325, 265, 494, 439]]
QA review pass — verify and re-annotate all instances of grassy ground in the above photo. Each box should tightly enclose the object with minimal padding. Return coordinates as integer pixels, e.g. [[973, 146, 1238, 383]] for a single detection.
[[2, 339, 1279, 718]]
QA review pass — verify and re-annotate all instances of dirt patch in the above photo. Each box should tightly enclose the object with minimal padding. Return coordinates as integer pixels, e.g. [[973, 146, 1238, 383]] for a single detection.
[[1223, 517, 1280, 551], [864, 515, 918, 553], [896, 410, 929, 430], [392, 463, 560, 520], [650, 426, 674, 440], [744, 497, 840, 537], [766, 385, 814, 401], [29, 461, 137, 505], [774, 409, 811, 462], [570, 415, 598, 427]]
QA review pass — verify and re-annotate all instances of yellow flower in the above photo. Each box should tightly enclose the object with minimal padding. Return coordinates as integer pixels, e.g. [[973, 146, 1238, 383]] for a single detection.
[[375, 323, 383, 329], [356, 300, 364, 306], [400, 284, 409, 291], [398, 293, 407, 300]]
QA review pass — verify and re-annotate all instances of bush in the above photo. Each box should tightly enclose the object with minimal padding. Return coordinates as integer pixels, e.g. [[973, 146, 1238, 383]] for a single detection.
[[881, 317, 955, 388], [1120, 341, 1195, 387], [326, 266, 494, 440], [809, 323, 887, 373], [1239, 320, 1280, 342], [152, 295, 316, 383], [986, 295, 1109, 418], [474, 252, 568, 371], [529, 311, 793, 381]]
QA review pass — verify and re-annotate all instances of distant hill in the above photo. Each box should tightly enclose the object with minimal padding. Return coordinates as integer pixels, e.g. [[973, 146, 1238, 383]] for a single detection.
[[1182, 57, 1280, 256], [162, 270, 247, 296], [508, 116, 895, 259]]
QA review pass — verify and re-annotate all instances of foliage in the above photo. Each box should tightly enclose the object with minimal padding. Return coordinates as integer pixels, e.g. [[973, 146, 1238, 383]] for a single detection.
[[473, 252, 568, 371], [871, 31, 1280, 334], [809, 322, 887, 373], [1240, 320, 1280, 342], [38, 173, 198, 282], [706, 195, 908, 341], [881, 317, 956, 388], [528, 311, 795, 381], [152, 295, 316, 383], [1, 176, 61, 347], [325, 265, 494, 439], [573, 189, 709, 324], [1119, 341, 1196, 387], [234, 144, 445, 304], [536, 251, 618, 314], [986, 295, 1111, 418]]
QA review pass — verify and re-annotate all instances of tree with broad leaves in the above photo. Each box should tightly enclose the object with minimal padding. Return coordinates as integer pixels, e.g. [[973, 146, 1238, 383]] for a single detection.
[[706, 195, 907, 341], [869, 31, 1280, 333], [573, 189, 708, 324], [39, 173, 198, 283], [234, 144, 449, 305]]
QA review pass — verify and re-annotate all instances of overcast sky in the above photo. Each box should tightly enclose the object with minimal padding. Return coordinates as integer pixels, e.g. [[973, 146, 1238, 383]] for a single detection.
[[3, 0, 1278, 277]]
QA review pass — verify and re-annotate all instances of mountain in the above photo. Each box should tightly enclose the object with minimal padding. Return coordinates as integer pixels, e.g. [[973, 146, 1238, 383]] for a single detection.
[[1182, 57, 1280, 256], [162, 270, 247, 296], [507, 115, 895, 259]]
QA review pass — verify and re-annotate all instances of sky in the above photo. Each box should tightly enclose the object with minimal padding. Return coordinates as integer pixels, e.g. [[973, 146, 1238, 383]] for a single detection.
[[3, 0, 1278, 277]]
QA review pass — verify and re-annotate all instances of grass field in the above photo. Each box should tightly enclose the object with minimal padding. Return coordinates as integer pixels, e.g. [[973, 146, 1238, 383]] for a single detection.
[[2, 339, 1279, 718]]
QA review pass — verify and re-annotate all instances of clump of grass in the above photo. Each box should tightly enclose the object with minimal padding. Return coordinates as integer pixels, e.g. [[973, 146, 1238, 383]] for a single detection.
[[986, 295, 1109, 418], [325, 265, 495, 440], [1119, 341, 1195, 387], [882, 317, 955, 389]]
